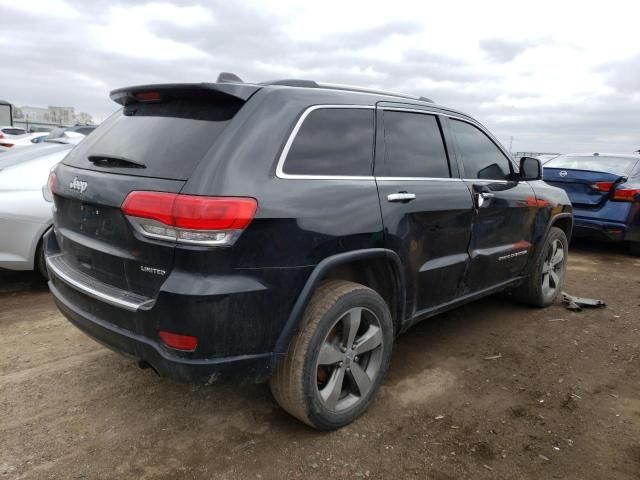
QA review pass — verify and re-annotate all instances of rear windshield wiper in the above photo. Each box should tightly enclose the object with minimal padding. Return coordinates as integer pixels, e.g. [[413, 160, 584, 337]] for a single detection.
[[88, 154, 146, 169]]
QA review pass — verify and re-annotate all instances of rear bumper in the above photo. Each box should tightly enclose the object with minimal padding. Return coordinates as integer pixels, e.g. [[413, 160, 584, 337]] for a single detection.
[[43, 230, 307, 384], [50, 281, 275, 383], [572, 216, 628, 242]]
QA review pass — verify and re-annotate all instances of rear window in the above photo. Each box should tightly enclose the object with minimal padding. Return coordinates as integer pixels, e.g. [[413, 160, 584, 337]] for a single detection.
[[2, 128, 25, 135], [63, 96, 242, 180], [282, 107, 374, 177], [545, 155, 637, 176]]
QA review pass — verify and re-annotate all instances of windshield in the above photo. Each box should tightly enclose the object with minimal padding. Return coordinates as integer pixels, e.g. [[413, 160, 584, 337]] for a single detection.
[[545, 155, 637, 176]]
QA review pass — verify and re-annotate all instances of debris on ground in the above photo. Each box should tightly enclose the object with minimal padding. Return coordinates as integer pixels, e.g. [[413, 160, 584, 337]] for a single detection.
[[484, 354, 502, 360], [561, 292, 606, 311]]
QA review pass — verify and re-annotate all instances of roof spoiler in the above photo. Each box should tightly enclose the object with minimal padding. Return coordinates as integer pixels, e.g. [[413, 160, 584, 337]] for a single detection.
[[110, 82, 261, 106]]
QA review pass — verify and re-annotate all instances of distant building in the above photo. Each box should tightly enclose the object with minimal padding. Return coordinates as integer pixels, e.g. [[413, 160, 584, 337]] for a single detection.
[[0, 100, 12, 126], [12, 104, 94, 130]]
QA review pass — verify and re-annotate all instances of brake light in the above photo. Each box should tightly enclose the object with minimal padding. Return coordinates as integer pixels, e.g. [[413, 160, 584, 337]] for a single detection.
[[135, 91, 162, 102], [43, 171, 57, 202], [612, 187, 640, 202], [591, 181, 614, 192], [0, 142, 13, 148], [159, 331, 198, 351], [0, 132, 4, 139], [121, 191, 257, 246]]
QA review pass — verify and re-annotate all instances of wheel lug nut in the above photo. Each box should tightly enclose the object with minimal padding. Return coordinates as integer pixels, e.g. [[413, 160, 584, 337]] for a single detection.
[[339, 361, 343, 367], [354, 356, 359, 362]]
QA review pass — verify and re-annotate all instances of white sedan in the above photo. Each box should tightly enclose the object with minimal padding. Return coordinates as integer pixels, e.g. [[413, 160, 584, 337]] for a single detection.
[[0, 132, 49, 152], [0, 135, 82, 277]]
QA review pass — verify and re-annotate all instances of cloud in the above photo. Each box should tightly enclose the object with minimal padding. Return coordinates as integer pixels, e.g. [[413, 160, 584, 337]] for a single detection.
[[479, 38, 537, 63], [598, 54, 640, 94], [0, 0, 638, 153]]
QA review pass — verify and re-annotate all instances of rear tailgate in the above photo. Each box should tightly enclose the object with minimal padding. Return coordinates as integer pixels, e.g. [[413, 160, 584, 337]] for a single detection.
[[50, 85, 250, 300]]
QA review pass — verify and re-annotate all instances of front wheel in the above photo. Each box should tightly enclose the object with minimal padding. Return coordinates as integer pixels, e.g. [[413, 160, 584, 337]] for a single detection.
[[270, 280, 394, 430], [515, 227, 568, 307]]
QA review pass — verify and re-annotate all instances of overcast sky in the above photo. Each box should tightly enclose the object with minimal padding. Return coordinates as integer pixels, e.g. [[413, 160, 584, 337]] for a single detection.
[[0, 0, 638, 153]]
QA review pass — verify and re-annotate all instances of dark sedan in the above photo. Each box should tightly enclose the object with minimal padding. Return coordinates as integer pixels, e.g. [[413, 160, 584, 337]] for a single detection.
[[543, 153, 640, 255]]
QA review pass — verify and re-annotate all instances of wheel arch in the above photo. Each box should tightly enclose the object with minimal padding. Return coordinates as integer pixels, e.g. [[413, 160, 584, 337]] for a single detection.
[[273, 249, 406, 356]]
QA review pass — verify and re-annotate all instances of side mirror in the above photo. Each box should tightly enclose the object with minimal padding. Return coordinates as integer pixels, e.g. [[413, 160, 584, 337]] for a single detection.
[[520, 156, 542, 181]]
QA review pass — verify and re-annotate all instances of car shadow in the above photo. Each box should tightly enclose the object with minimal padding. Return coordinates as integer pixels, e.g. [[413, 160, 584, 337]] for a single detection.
[[569, 237, 630, 256], [0, 270, 48, 294]]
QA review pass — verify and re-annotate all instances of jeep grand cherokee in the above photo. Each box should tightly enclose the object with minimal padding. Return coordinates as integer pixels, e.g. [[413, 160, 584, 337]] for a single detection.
[[45, 73, 572, 430]]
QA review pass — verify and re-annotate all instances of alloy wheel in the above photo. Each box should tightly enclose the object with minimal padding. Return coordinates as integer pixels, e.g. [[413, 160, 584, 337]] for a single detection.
[[315, 307, 384, 412], [541, 239, 565, 297]]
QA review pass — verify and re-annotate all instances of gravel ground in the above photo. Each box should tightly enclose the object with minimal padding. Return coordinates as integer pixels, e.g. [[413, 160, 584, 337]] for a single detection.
[[1, 240, 639, 480]]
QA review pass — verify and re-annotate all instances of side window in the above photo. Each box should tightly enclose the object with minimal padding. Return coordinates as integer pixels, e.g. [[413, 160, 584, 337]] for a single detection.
[[382, 111, 450, 178], [283, 108, 374, 176], [450, 119, 512, 180]]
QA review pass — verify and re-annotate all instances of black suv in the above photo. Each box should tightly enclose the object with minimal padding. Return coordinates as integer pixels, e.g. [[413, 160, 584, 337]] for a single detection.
[[45, 74, 572, 430]]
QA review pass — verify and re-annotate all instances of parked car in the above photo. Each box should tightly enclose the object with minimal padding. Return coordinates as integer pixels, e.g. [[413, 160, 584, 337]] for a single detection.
[[0, 132, 83, 171], [543, 153, 640, 255], [45, 76, 573, 430], [0, 126, 26, 138], [0, 134, 84, 277], [30, 128, 88, 144], [0, 132, 50, 152]]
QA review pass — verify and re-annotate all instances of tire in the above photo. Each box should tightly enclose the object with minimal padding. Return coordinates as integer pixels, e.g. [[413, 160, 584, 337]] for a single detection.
[[270, 280, 394, 430], [35, 239, 49, 280], [515, 227, 568, 307], [629, 242, 640, 257]]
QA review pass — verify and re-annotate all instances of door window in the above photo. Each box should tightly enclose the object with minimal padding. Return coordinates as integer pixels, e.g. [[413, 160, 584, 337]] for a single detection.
[[382, 111, 450, 178], [450, 119, 512, 180]]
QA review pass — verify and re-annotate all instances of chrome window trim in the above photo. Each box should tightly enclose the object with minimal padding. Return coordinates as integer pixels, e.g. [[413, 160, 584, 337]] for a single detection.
[[376, 177, 463, 182], [276, 104, 376, 180], [276, 104, 516, 181], [46, 255, 152, 312]]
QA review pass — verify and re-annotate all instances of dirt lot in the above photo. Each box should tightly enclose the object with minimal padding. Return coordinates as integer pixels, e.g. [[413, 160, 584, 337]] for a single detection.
[[1, 241, 639, 480]]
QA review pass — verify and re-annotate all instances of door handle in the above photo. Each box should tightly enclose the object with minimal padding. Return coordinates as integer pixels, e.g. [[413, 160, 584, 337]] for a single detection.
[[387, 192, 416, 203], [476, 191, 495, 208]]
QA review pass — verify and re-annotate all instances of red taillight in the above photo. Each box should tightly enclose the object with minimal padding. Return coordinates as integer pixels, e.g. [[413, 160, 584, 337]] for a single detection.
[[0, 142, 13, 148], [0, 132, 4, 139], [121, 191, 258, 245], [121, 191, 177, 226], [612, 187, 640, 202], [591, 181, 614, 192], [173, 196, 257, 230], [47, 171, 57, 195], [159, 331, 198, 351], [135, 91, 162, 102]]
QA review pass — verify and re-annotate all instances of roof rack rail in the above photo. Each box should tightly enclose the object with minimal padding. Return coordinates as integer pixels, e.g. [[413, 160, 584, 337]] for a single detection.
[[260, 79, 319, 88], [317, 82, 434, 104], [217, 72, 244, 83]]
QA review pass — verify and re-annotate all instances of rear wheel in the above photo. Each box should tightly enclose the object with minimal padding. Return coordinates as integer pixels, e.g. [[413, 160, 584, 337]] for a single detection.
[[270, 280, 393, 430], [515, 227, 568, 307]]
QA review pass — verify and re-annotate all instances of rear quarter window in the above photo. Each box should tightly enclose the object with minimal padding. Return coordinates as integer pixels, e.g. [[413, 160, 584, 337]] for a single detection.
[[282, 107, 374, 177], [63, 96, 242, 180]]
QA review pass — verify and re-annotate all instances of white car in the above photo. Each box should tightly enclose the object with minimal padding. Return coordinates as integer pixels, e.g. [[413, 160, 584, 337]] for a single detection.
[[0, 132, 50, 152], [0, 134, 83, 277], [0, 126, 26, 138]]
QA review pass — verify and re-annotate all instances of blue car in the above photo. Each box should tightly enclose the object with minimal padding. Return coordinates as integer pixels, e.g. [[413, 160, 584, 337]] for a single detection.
[[543, 153, 640, 255]]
